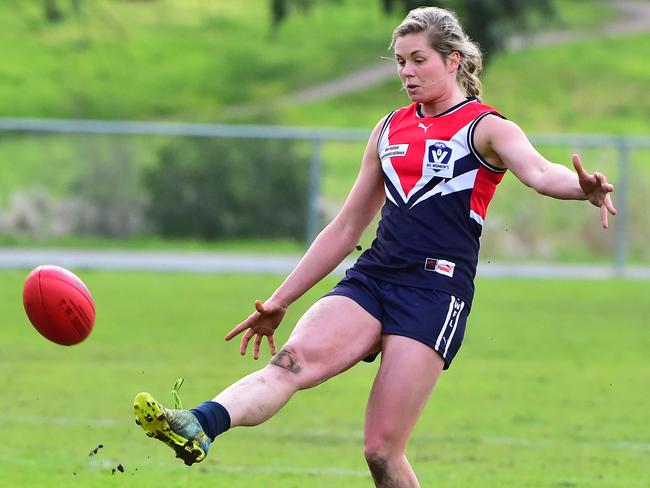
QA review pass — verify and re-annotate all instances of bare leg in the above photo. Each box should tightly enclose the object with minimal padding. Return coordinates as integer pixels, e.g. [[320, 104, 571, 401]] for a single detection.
[[214, 295, 381, 427], [364, 335, 444, 488]]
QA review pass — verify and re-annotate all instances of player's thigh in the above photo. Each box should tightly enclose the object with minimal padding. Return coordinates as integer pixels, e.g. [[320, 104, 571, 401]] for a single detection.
[[364, 335, 444, 454], [279, 295, 381, 388]]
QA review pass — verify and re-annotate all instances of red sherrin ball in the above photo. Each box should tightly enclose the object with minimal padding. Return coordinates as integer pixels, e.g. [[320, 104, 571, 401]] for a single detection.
[[22, 265, 95, 345]]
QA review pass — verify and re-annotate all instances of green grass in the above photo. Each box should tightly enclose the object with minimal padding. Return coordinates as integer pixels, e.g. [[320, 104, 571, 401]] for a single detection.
[[543, 0, 617, 29], [1, 270, 649, 486]]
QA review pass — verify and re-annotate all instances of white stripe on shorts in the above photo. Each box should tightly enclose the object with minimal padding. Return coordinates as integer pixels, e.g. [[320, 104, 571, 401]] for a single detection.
[[435, 295, 457, 350], [443, 300, 465, 358]]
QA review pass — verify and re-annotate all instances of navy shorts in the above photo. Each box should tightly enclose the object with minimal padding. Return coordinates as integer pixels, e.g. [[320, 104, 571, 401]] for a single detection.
[[325, 269, 470, 369]]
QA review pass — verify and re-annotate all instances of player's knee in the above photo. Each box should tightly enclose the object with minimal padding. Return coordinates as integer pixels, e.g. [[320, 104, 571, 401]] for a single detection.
[[364, 430, 403, 464]]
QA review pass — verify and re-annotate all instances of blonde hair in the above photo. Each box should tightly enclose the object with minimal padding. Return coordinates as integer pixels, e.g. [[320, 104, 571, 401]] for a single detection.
[[391, 7, 483, 99]]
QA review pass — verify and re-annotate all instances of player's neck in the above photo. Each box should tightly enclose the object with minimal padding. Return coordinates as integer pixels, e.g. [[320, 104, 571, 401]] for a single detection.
[[418, 91, 468, 117]]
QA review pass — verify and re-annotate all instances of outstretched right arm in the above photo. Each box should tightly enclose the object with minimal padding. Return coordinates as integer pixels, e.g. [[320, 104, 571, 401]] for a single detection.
[[225, 117, 388, 358]]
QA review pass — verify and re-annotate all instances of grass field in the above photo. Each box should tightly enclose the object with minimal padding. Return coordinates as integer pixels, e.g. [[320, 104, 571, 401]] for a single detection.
[[2, 270, 649, 487]]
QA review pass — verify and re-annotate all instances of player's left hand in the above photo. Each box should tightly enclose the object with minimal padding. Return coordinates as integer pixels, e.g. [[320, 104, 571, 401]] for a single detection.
[[572, 154, 617, 228], [225, 299, 286, 360]]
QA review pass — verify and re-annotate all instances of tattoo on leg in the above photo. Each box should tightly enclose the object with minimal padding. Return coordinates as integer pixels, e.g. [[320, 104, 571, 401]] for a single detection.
[[270, 346, 302, 374]]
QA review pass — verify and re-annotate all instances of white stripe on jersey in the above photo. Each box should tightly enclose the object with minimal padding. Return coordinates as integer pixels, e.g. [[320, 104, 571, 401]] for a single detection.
[[405, 122, 472, 202], [379, 120, 474, 205], [379, 121, 409, 203], [469, 210, 484, 226], [410, 169, 478, 209], [384, 184, 398, 206]]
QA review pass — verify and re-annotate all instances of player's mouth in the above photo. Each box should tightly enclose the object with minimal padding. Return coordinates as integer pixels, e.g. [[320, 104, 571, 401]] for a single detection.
[[405, 83, 419, 93]]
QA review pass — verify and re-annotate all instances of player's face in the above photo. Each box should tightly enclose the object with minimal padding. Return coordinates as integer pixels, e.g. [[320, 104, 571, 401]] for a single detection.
[[394, 31, 458, 103]]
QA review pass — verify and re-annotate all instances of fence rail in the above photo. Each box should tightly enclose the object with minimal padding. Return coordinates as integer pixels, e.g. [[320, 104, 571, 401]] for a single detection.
[[1, 117, 649, 276]]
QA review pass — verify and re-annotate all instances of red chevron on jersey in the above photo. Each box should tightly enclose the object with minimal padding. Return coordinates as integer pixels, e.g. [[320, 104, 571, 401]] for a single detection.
[[378, 97, 505, 208]]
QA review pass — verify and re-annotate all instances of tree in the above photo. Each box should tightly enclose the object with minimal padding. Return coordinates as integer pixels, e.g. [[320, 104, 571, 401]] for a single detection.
[[270, 0, 554, 62], [270, 0, 341, 30], [42, 0, 63, 22], [40, 0, 84, 23]]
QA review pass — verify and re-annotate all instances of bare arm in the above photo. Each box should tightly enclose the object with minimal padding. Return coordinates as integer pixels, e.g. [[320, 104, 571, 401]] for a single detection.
[[267, 120, 386, 308], [225, 117, 387, 357], [474, 115, 616, 228]]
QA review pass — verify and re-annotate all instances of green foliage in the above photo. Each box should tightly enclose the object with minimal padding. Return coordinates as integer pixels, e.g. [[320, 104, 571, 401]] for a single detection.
[[450, 0, 554, 60], [2, 271, 649, 485], [270, 0, 343, 29], [40, 0, 83, 22], [273, 0, 554, 61], [144, 138, 310, 240]]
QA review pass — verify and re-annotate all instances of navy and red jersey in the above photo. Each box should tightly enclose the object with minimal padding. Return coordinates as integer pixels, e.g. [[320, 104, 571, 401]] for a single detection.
[[351, 97, 506, 305]]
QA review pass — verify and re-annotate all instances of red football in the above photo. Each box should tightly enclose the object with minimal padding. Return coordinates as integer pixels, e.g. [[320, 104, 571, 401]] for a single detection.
[[22, 265, 95, 345]]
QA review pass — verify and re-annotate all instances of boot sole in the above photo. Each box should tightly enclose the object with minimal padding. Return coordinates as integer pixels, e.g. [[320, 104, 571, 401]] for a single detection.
[[133, 392, 206, 466]]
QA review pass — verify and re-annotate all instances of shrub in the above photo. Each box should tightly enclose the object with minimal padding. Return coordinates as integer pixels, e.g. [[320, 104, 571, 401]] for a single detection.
[[144, 137, 310, 241]]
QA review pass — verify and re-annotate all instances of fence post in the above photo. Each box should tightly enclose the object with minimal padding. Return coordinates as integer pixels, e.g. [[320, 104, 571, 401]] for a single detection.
[[306, 139, 322, 245], [614, 138, 629, 276]]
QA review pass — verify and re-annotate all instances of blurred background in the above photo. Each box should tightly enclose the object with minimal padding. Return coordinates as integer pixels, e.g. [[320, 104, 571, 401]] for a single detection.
[[1, 0, 649, 273], [2, 2, 650, 486]]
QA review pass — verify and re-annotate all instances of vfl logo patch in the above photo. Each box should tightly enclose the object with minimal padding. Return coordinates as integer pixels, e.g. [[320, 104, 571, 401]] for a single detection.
[[423, 141, 454, 178], [424, 258, 455, 277]]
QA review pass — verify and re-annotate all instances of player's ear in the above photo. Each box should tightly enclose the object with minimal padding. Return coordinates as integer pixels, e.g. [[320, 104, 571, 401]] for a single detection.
[[447, 51, 461, 73]]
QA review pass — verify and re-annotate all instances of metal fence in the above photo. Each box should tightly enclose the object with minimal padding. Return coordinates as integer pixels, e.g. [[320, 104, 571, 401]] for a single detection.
[[1, 118, 649, 275]]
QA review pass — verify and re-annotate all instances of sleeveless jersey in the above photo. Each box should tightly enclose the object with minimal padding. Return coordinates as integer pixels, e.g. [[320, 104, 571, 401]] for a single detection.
[[351, 97, 506, 304]]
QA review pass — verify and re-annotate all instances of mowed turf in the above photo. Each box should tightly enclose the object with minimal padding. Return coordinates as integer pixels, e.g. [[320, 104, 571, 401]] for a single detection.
[[1, 270, 648, 487]]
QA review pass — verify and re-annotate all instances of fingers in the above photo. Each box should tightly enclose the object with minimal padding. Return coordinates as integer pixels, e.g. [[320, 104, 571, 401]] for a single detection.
[[225, 316, 254, 341], [598, 193, 617, 229], [239, 329, 255, 355], [267, 335, 277, 355], [253, 333, 263, 360], [572, 153, 590, 180], [574, 156, 617, 229], [593, 172, 614, 193], [225, 300, 265, 341], [590, 171, 616, 229], [237, 330, 275, 359], [572, 154, 600, 194], [227, 299, 279, 358], [604, 192, 617, 215]]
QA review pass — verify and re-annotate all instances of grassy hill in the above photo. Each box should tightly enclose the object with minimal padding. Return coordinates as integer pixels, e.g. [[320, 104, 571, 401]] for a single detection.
[[1, 0, 648, 260], [2, 0, 643, 133], [0, 0, 401, 121]]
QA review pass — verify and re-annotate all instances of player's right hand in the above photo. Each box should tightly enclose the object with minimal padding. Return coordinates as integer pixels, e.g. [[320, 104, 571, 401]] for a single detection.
[[225, 299, 286, 360], [572, 153, 616, 228]]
